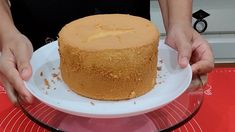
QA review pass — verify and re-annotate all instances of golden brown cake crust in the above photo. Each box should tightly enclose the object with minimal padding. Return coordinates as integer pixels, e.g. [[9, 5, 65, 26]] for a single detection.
[[59, 14, 160, 100]]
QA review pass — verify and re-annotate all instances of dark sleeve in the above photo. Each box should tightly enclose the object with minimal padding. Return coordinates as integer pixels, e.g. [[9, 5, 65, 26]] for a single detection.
[[10, 0, 150, 50], [10, 0, 94, 50]]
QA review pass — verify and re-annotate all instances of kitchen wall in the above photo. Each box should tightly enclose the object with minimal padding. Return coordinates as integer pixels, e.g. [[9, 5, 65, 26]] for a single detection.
[[150, 0, 235, 63]]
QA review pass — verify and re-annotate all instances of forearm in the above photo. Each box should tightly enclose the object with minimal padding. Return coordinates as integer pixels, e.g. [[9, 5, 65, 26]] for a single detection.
[[158, 0, 169, 31], [167, 0, 192, 27], [158, 0, 192, 33], [0, 0, 19, 44]]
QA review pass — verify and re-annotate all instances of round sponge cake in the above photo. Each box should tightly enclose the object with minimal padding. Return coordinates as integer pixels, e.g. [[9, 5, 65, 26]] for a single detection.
[[58, 14, 159, 100]]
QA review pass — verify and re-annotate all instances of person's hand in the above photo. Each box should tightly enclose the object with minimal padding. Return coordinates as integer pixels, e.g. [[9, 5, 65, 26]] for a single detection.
[[0, 32, 34, 104], [165, 23, 214, 75]]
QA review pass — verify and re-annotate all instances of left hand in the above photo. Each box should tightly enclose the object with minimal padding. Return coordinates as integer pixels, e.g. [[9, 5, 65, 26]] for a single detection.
[[165, 23, 214, 75]]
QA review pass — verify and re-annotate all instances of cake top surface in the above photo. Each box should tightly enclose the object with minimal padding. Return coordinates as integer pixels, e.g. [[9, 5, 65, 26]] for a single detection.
[[59, 14, 159, 51]]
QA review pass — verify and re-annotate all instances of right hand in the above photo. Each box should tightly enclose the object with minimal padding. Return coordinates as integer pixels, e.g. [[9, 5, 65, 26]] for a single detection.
[[0, 32, 34, 104], [165, 23, 214, 75]]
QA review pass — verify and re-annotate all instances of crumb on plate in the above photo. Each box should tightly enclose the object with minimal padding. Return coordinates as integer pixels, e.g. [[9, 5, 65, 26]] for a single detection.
[[40, 72, 43, 77], [90, 101, 95, 106], [157, 66, 162, 71], [44, 79, 50, 88]]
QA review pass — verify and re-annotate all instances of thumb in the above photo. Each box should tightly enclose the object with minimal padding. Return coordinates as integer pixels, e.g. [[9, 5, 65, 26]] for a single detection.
[[17, 61, 32, 81], [177, 38, 192, 68]]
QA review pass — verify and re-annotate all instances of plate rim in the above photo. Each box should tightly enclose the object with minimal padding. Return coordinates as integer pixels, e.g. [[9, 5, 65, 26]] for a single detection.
[[25, 40, 192, 118]]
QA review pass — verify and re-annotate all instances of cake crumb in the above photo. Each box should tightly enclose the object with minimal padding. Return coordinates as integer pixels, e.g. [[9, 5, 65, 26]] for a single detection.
[[57, 76, 62, 81], [52, 73, 58, 77], [109, 57, 112, 61], [67, 89, 71, 92], [51, 80, 56, 84], [113, 75, 118, 78], [44, 79, 50, 88], [90, 101, 95, 106], [157, 66, 162, 71], [40, 72, 43, 77], [129, 91, 136, 98], [109, 73, 118, 79]]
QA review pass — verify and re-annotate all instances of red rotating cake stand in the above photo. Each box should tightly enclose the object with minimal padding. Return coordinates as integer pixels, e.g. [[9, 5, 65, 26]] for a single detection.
[[18, 76, 204, 132]]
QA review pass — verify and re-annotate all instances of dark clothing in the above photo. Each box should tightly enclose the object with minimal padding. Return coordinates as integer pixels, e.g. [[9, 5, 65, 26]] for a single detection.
[[10, 0, 150, 50]]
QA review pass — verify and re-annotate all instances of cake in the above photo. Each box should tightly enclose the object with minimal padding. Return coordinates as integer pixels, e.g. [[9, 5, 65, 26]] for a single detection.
[[58, 14, 159, 100]]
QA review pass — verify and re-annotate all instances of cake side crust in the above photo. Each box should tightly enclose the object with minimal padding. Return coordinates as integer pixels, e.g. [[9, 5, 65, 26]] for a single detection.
[[59, 37, 158, 100]]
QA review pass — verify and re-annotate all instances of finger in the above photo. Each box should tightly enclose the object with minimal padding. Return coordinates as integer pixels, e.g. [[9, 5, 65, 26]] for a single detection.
[[177, 38, 192, 68], [0, 73, 18, 104], [192, 60, 214, 75], [4, 80, 18, 105], [14, 41, 33, 81], [0, 62, 33, 104], [3, 68, 33, 103], [187, 75, 202, 92], [3, 79, 33, 105], [17, 60, 32, 81], [200, 74, 208, 85]]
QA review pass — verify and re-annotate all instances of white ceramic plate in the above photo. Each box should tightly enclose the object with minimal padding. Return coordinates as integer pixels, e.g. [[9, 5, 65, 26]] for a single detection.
[[25, 40, 192, 118]]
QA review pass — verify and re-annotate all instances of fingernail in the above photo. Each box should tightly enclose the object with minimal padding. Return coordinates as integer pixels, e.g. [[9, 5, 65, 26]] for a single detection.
[[181, 57, 189, 67], [21, 68, 27, 76], [21, 68, 29, 80]]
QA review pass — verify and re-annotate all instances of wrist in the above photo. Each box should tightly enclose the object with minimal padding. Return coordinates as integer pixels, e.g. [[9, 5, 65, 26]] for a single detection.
[[167, 0, 192, 31], [168, 14, 192, 27], [0, 27, 20, 44], [168, 21, 192, 28], [167, 22, 192, 33]]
